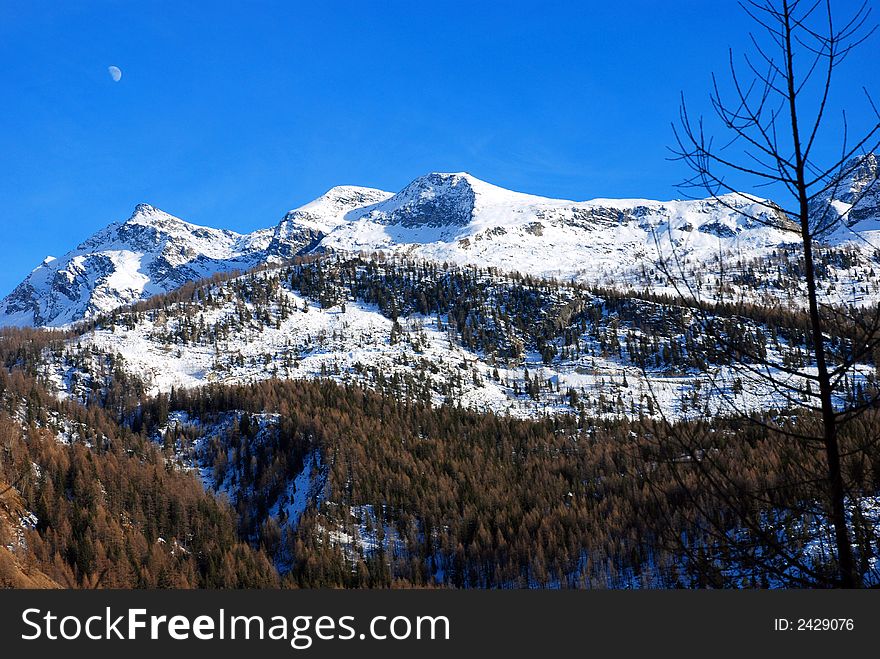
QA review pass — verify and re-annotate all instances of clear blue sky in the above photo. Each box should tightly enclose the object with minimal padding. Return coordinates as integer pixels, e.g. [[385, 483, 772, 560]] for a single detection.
[[1, 0, 878, 295]]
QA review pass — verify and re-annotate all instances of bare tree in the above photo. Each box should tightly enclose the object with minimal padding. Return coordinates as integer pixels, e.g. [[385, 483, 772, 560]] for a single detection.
[[643, 0, 880, 587]]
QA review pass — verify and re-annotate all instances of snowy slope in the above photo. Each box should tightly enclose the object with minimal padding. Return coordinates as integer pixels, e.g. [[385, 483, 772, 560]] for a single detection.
[[41, 260, 875, 424], [266, 185, 393, 258]]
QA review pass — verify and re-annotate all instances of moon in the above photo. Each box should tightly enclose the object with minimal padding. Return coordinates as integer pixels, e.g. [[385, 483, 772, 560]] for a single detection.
[[108, 65, 122, 82]]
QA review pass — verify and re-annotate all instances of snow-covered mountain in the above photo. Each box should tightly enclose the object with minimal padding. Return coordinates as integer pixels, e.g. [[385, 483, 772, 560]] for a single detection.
[[318, 172, 798, 282], [0, 204, 274, 327], [3, 157, 878, 328], [0, 188, 391, 328]]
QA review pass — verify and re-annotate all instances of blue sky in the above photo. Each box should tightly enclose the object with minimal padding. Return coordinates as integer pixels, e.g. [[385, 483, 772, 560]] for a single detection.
[[1, 0, 878, 295]]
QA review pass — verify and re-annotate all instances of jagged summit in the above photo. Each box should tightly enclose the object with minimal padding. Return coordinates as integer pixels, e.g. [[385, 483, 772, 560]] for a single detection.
[[132, 202, 159, 215], [123, 203, 189, 228], [121, 203, 242, 240]]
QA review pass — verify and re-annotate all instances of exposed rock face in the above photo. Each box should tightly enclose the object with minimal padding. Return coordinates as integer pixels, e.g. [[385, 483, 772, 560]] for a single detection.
[[838, 153, 880, 223], [358, 173, 477, 228]]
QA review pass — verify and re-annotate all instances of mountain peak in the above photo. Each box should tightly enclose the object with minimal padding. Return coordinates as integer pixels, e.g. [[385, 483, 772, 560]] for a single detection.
[[848, 151, 877, 170], [124, 203, 187, 229], [405, 171, 475, 189], [844, 152, 878, 190], [133, 202, 157, 214]]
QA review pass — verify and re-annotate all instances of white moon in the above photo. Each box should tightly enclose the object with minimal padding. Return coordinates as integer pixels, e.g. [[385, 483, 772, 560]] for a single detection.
[[108, 65, 122, 82]]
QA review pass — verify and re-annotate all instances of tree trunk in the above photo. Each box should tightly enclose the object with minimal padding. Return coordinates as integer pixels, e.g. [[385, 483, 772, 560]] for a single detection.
[[783, 0, 858, 587], [800, 220, 858, 588]]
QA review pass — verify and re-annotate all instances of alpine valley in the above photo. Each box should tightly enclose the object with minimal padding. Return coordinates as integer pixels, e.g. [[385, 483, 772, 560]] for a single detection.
[[2, 160, 880, 588]]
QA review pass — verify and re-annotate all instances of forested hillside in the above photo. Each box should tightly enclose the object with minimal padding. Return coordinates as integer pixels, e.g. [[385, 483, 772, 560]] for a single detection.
[[0, 335, 278, 588], [2, 253, 878, 588]]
